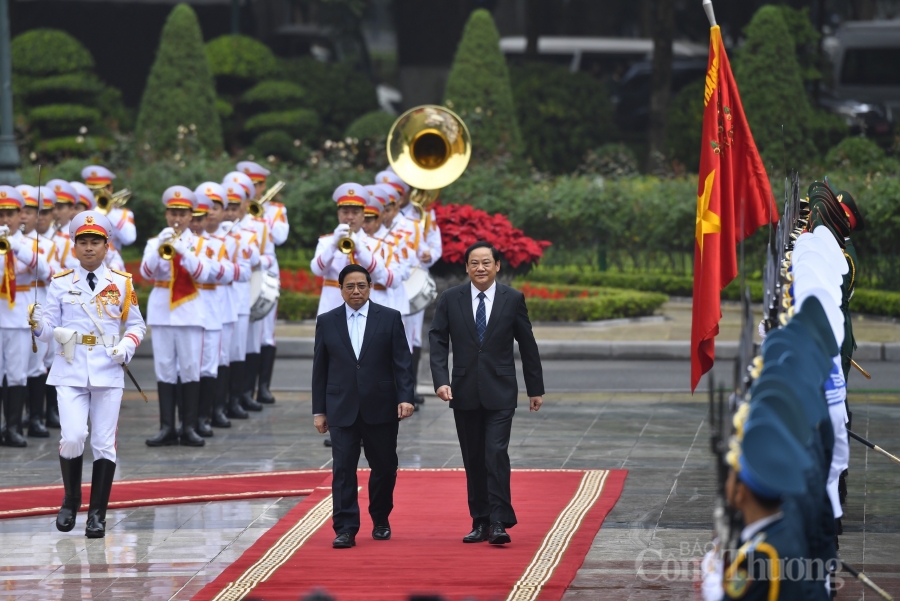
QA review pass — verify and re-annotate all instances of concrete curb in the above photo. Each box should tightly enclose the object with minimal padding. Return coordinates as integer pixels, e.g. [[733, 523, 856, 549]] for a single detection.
[[135, 337, 900, 362]]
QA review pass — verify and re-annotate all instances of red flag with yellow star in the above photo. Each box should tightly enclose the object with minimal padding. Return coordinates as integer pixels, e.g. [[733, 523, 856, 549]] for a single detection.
[[691, 25, 776, 392]]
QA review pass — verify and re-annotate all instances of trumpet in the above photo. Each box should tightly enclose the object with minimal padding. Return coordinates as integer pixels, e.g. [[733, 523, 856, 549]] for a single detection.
[[0, 234, 9, 255], [158, 225, 179, 260], [248, 181, 286, 218], [338, 236, 355, 255], [95, 188, 131, 215]]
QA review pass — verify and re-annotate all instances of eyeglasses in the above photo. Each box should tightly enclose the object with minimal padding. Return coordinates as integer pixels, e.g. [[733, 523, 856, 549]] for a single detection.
[[342, 283, 369, 291]]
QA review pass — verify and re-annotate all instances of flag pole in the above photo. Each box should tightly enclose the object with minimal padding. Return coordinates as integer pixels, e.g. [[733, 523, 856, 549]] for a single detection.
[[703, 0, 716, 27]]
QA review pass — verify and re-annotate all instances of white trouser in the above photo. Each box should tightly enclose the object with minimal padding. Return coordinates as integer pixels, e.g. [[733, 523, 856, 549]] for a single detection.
[[230, 314, 250, 362], [27, 337, 49, 378], [151, 325, 203, 384], [827, 401, 850, 519], [261, 303, 277, 347], [43, 338, 54, 370], [58, 385, 122, 462], [402, 309, 425, 350], [201, 329, 222, 379], [219, 321, 234, 366], [0, 328, 30, 386], [246, 315, 263, 355]]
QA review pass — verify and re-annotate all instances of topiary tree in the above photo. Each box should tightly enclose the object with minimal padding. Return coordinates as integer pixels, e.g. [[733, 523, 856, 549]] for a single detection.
[[443, 9, 523, 160], [11, 29, 126, 156], [205, 35, 278, 94], [344, 110, 395, 142], [511, 63, 615, 173], [136, 3, 223, 155], [238, 80, 319, 154]]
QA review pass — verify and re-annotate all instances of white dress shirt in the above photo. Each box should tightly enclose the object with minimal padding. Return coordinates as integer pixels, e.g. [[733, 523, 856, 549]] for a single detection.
[[471, 281, 496, 325], [740, 511, 783, 542], [345, 300, 370, 358]]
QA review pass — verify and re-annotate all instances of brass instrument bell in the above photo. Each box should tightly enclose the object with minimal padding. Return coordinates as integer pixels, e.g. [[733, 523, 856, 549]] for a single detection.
[[95, 188, 131, 215], [0, 234, 9, 255], [338, 236, 355, 255], [158, 226, 179, 260], [248, 181, 286, 218]]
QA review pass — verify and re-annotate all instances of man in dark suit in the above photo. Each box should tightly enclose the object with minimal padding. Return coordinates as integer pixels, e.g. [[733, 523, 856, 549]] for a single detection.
[[429, 241, 545, 545], [312, 264, 415, 549]]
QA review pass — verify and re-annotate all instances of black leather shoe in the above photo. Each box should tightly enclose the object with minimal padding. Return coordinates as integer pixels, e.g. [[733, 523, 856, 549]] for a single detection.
[[488, 522, 511, 545], [462, 521, 490, 543], [324, 437, 332, 448], [332, 532, 356, 548], [372, 523, 391, 540]]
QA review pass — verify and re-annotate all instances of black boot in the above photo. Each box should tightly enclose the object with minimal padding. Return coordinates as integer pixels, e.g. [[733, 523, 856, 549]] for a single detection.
[[45, 383, 60, 428], [197, 377, 216, 437], [212, 365, 232, 427], [227, 362, 250, 419], [240, 353, 263, 411], [145, 382, 179, 446], [257, 345, 276, 404], [85, 459, 116, 538], [1, 386, 28, 447], [179, 381, 206, 447], [27, 376, 49, 438], [57, 454, 83, 532]]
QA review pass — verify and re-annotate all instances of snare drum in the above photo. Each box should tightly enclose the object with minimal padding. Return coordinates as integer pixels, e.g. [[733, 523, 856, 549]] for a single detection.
[[403, 267, 437, 314], [249, 270, 281, 321]]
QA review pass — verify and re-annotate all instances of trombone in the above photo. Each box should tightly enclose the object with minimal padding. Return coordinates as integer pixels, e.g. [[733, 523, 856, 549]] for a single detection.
[[386, 105, 471, 225], [95, 188, 131, 215], [248, 181, 285, 218]]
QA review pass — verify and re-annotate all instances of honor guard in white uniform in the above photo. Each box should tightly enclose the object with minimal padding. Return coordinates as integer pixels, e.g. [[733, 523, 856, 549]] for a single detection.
[[0, 186, 49, 447], [373, 183, 413, 346], [70, 182, 94, 214], [363, 184, 410, 313], [190, 183, 237, 436], [376, 170, 442, 404], [219, 180, 262, 418], [30, 210, 146, 538], [44, 179, 81, 429], [224, 170, 275, 408], [237, 161, 287, 405], [16, 185, 60, 438], [35, 186, 63, 430], [81, 165, 136, 248], [311, 183, 390, 316], [142, 186, 214, 448], [204, 183, 243, 428]]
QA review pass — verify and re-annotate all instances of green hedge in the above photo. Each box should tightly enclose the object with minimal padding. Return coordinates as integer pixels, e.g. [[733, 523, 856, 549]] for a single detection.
[[11, 29, 94, 76], [241, 80, 306, 112], [28, 104, 102, 135], [244, 109, 320, 138], [252, 130, 301, 161], [344, 110, 396, 142], [277, 292, 319, 321], [850, 289, 900, 319], [206, 35, 278, 90], [515, 284, 667, 322]]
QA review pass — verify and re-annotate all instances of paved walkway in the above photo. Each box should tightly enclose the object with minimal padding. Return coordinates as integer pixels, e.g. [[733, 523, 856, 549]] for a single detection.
[[1, 391, 897, 600]]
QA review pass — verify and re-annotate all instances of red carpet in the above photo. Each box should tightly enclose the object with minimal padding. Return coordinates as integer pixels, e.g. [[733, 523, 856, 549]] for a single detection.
[[194, 468, 627, 601], [0, 470, 329, 519]]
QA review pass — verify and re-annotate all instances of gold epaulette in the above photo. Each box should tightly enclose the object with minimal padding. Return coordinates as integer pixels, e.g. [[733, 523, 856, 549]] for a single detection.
[[53, 269, 74, 279], [110, 269, 132, 278]]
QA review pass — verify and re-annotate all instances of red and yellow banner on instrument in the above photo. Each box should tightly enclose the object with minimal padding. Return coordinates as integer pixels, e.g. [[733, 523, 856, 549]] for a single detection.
[[168, 255, 199, 310], [691, 25, 777, 392]]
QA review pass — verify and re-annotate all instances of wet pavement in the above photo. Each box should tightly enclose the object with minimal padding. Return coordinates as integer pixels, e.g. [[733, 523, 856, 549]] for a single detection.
[[1, 390, 898, 600]]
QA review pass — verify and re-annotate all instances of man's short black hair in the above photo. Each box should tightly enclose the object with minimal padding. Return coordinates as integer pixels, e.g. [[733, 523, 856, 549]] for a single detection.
[[464, 241, 501, 264], [338, 263, 372, 286]]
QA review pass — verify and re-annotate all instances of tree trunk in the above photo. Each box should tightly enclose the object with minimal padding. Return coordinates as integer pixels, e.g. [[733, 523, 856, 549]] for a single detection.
[[647, 0, 675, 174], [525, 0, 540, 57]]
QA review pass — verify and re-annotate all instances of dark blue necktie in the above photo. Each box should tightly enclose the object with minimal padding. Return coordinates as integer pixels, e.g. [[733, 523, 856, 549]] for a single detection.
[[87, 272, 96, 291], [476, 291, 486, 344]]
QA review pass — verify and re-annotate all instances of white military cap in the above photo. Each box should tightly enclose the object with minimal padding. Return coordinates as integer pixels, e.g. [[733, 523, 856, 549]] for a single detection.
[[332, 183, 367, 208], [223, 171, 254, 197], [17, 184, 57, 210], [374, 170, 410, 194], [223, 181, 246, 204], [236, 161, 270, 183], [374, 183, 400, 205], [195, 182, 229, 208], [161, 186, 197, 211], [81, 165, 115, 187], [47, 179, 77, 205], [0, 185, 25, 210], [70, 182, 95, 209], [69, 210, 114, 239], [364, 185, 386, 216]]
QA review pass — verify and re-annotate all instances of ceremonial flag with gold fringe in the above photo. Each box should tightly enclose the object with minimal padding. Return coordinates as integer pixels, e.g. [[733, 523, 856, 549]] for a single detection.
[[691, 25, 777, 392], [168, 255, 199, 310]]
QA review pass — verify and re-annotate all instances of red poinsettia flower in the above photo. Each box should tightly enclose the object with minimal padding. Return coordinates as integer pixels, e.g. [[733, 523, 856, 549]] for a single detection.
[[433, 203, 551, 268]]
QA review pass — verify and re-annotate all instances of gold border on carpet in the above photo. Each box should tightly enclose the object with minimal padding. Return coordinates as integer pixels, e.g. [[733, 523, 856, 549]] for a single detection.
[[506, 469, 610, 601], [211, 491, 337, 601]]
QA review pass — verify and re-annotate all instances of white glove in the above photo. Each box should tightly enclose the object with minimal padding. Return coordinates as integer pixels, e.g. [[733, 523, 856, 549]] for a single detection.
[[29, 303, 42, 332], [700, 546, 724, 601], [106, 338, 136, 365], [758, 319, 767, 340], [0, 225, 9, 237], [332, 224, 351, 247], [354, 235, 374, 266], [158, 227, 176, 242]]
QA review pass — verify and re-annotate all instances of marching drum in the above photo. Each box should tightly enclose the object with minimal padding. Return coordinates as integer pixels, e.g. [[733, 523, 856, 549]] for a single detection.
[[249, 270, 280, 321], [404, 267, 437, 314]]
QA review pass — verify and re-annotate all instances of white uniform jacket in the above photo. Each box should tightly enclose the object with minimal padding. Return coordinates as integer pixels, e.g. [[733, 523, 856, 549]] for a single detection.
[[36, 265, 146, 388], [310, 231, 389, 316], [193, 234, 236, 331], [52, 227, 80, 270], [107, 207, 136, 247], [33, 232, 61, 304], [241, 214, 276, 275], [140, 230, 213, 327], [372, 225, 411, 315], [228, 223, 261, 317], [0, 230, 50, 329], [215, 223, 248, 323], [399, 205, 442, 267]]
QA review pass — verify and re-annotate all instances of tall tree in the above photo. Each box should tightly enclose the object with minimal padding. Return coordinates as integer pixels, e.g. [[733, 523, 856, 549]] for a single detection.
[[443, 8, 523, 160], [135, 4, 223, 155], [647, 0, 674, 173]]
